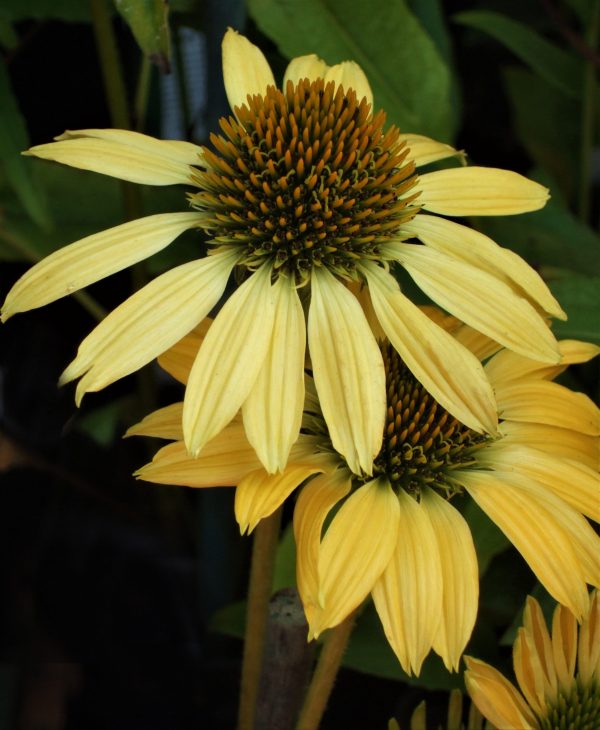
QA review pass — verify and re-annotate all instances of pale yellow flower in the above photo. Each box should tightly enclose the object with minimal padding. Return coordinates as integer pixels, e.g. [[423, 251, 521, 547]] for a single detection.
[[465, 591, 600, 729], [3, 29, 563, 475], [128, 317, 599, 676]]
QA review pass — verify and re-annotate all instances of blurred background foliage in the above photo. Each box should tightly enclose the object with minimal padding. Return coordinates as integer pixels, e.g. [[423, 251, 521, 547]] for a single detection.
[[0, 0, 598, 728]]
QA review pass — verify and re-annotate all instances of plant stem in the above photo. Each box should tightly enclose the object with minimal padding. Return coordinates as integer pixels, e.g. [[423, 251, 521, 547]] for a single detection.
[[238, 508, 283, 730], [579, 0, 600, 223], [134, 55, 152, 132], [295, 613, 356, 730]]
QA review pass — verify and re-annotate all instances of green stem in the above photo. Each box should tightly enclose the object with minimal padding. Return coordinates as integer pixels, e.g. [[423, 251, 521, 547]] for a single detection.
[[579, 0, 600, 223], [134, 55, 152, 132], [238, 508, 283, 730], [0, 228, 106, 322], [295, 614, 356, 730]]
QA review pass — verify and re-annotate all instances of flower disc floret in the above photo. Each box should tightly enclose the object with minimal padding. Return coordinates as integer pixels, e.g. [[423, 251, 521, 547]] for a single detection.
[[190, 78, 419, 281]]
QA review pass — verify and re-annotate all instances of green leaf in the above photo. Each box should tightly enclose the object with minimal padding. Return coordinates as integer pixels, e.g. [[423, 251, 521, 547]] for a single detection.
[[0, 62, 51, 230], [343, 603, 461, 689], [408, 0, 452, 63], [476, 200, 600, 278], [550, 275, 600, 344], [0, 16, 17, 48], [463, 499, 510, 577], [248, 0, 456, 140], [454, 10, 582, 98], [77, 397, 132, 446], [503, 67, 579, 203], [209, 599, 246, 638], [113, 0, 171, 72]]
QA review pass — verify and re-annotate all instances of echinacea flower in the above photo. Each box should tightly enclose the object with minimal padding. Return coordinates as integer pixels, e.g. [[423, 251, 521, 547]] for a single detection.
[[3, 29, 564, 475], [465, 591, 600, 729], [389, 689, 487, 730], [128, 315, 599, 676]]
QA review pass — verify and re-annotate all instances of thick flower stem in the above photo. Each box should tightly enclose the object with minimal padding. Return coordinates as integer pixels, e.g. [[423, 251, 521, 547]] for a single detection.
[[238, 508, 283, 730], [295, 613, 356, 730]]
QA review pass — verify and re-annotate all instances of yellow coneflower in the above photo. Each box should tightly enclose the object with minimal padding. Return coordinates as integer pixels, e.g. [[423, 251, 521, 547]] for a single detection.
[[128, 316, 599, 676], [465, 591, 600, 729], [2, 29, 563, 474]]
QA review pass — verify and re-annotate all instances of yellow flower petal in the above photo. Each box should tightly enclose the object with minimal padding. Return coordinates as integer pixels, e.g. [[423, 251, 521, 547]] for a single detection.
[[371, 489, 443, 676], [26, 130, 198, 186], [464, 656, 538, 729], [482, 445, 600, 523], [495, 380, 600, 435], [324, 61, 373, 108], [387, 242, 560, 362], [551, 602, 577, 693], [125, 402, 183, 440], [308, 266, 386, 475], [400, 134, 466, 168], [157, 318, 212, 385], [283, 54, 329, 87], [422, 489, 478, 671], [242, 276, 306, 473], [362, 261, 497, 434], [134, 423, 261, 486], [235, 463, 324, 535], [486, 339, 600, 385], [578, 590, 600, 685], [60, 250, 238, 404], [222, 29, 276, 112], [1, 212, 202, 321], [513, 628, 549, 717], [183, 264, 275, 458], [414, 167, 549, 216], [454, 324, 501, 361], [400, 214, 565, 319], [461, 470, 590, 619], [499, 421, 599, 471], [312, 478, 400, 636], [55, 128, 203, 166], [293, 470, 352, 627]]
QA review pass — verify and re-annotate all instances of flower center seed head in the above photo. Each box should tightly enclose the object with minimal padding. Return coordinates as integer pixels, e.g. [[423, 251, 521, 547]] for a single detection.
[[190, 78, 420, 282], [372, 341, 490, 495], [541, 681, 600, 730]]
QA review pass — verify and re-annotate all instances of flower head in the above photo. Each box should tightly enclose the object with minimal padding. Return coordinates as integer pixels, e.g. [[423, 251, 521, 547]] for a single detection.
[[465, 591, 600, 730], [129, 315, 600, 676], [3, 30, 564, 475]]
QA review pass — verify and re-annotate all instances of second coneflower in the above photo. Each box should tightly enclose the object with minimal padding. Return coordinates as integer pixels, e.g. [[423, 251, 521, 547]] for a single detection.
[[129, 315, 600, 676], [3, 30, 563, 475]]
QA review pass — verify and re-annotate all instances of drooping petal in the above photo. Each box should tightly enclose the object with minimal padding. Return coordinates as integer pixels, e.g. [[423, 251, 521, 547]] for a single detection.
[[134, 424, 261, 487], [551, 602, 577, 694], [516, 597, 559, 711], [293, 470, 352, 627], [183, 264, 275, 458], [372, 489, 443, 676], [125, 402, 183, 440], [222, 29, 276, 112], [513, 628, 549, 717], [1, 212, 202, 320], [499, 421, 599, 471], [283, 54, 329, 87], [464, 657, 538, 729], [235, 463, 323, 535], [55, 128, 203, 165], [157, 318, 212, 384], [461, 469, 590, 619], [324, 62, 373, 108], [60, 250, 238, 404], [242, 276, 306, 473], [362, 261, 497, 434], [486, 339, 600, 386], [414, 167, 549, 216], [480, 445, 600, 523], [422, 488, 479, 671], [400, 134, 465, 168], [495, 380, 600, 435], [400, 214, 565, 319], [308, 266, 386, 475], [387, 242, 559, 362], [26, 130, 199, 185], [578, 590, 600, 685], [312, 478, 400, 637]]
